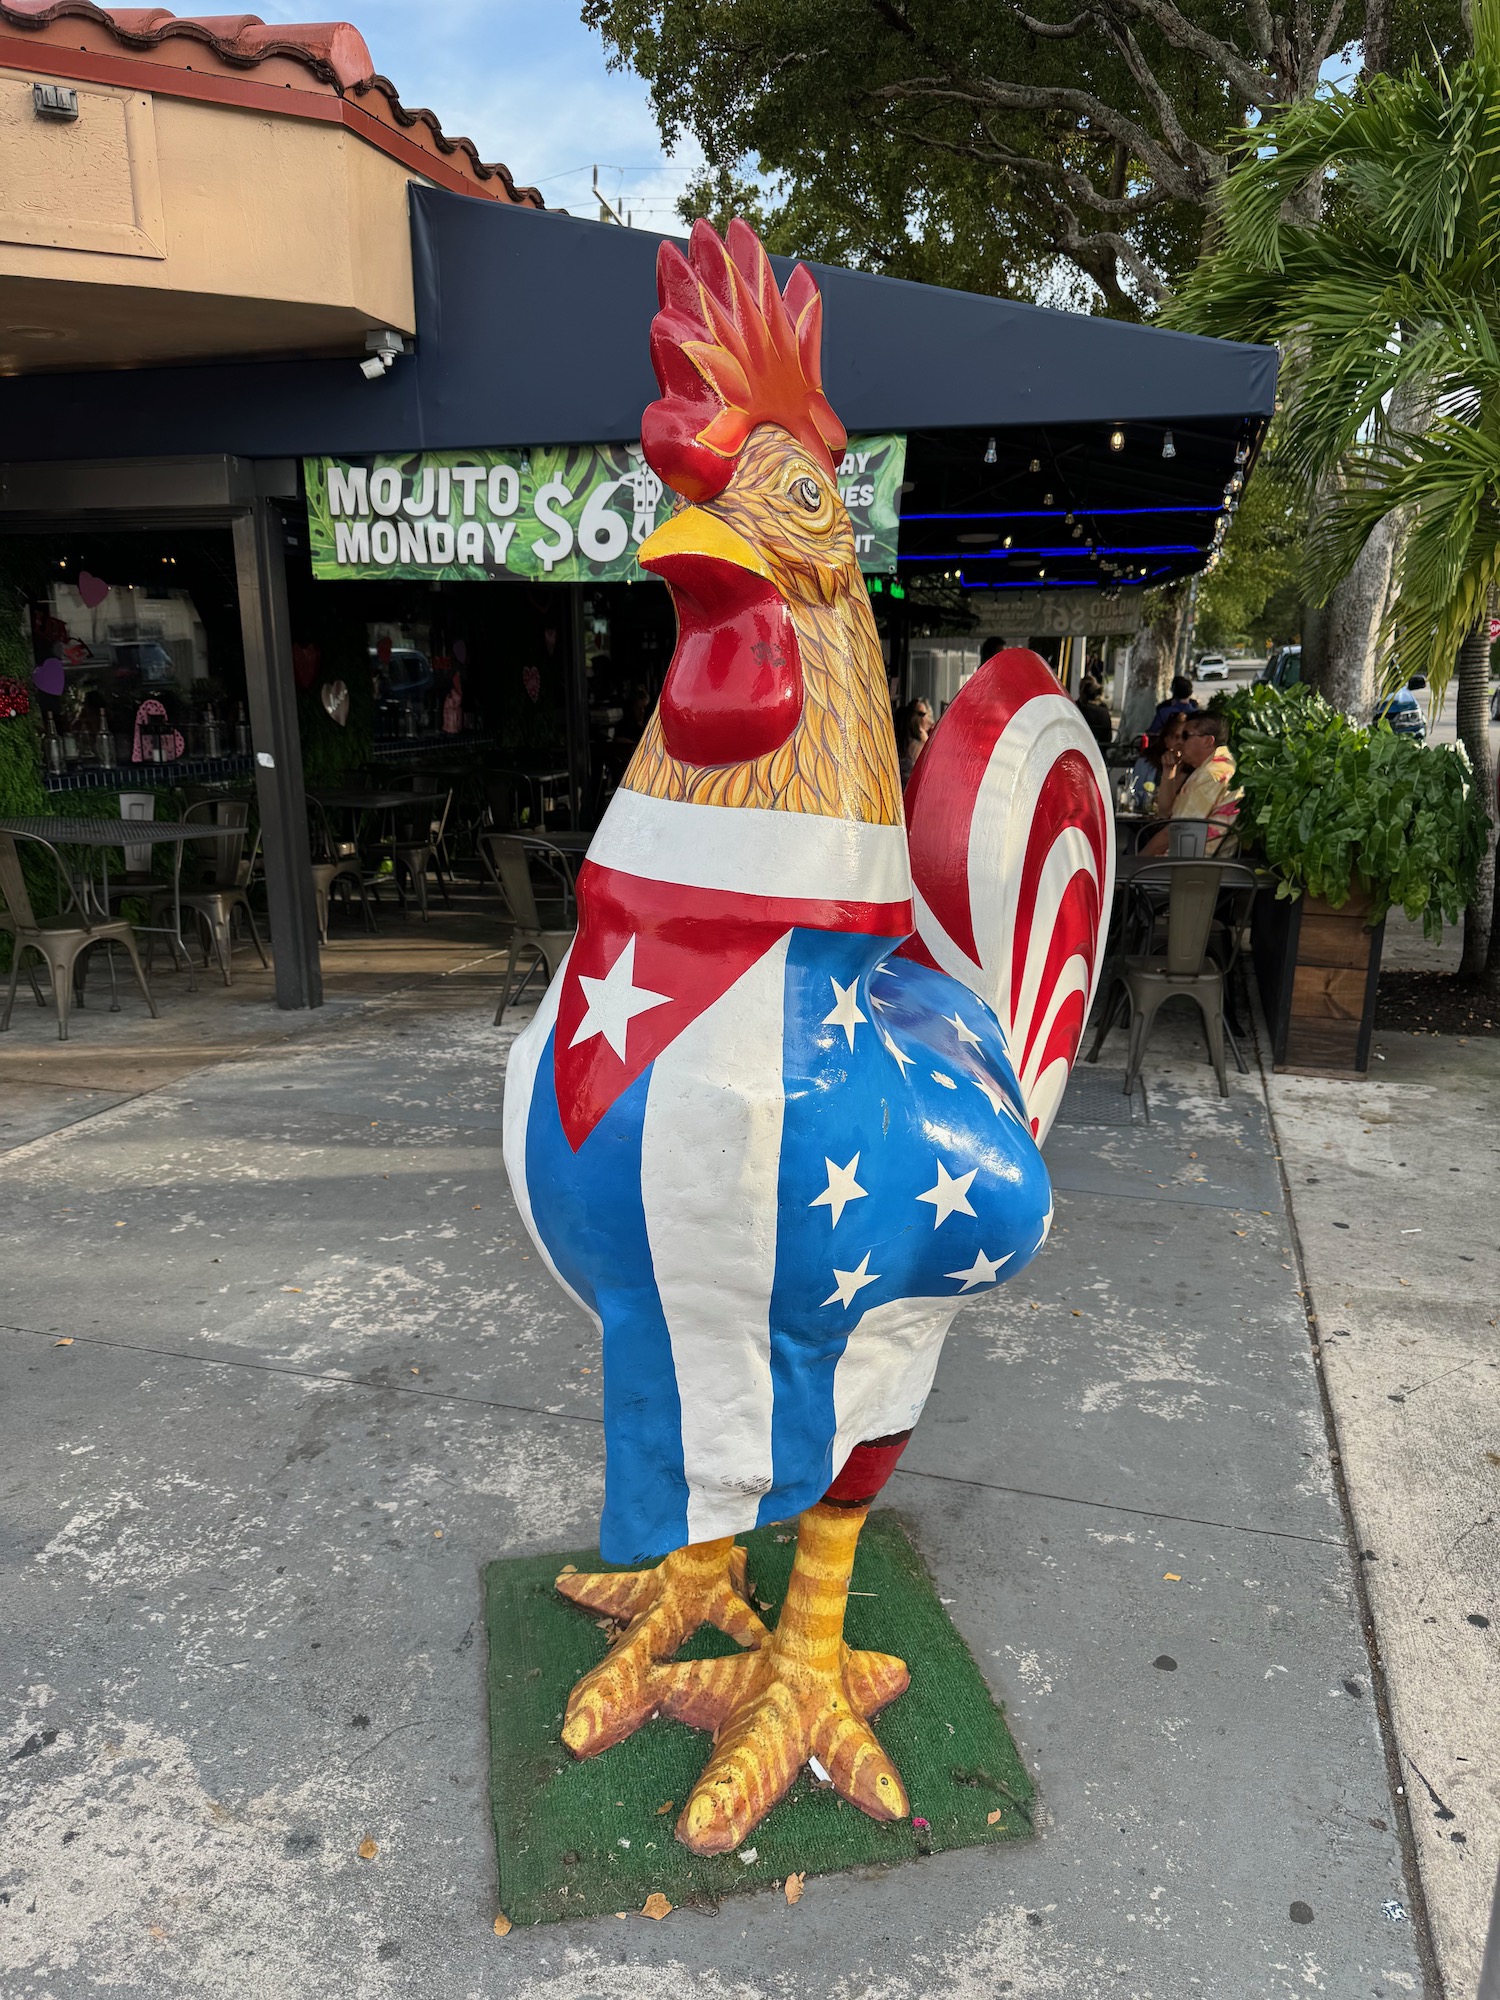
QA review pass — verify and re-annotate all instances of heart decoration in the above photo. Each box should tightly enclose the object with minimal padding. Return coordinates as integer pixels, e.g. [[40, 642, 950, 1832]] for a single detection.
[[77, 571, 109, 609], [320, 679, 350, 727], [292, 641, 321, 690], [33, 656, 66, 696], [522, 663, 541, 703], [452, 638, 467, 665]]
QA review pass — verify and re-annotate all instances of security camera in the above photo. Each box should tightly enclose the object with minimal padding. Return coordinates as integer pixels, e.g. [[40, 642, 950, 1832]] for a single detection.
[[359, 327, 411, 381]]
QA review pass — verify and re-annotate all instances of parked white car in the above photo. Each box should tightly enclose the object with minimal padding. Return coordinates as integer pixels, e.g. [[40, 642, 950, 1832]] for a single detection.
[[1196, 653, 1228, 680]]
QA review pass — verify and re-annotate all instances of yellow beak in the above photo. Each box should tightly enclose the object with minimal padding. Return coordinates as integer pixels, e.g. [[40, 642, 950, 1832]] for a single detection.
[[636, 506, 775, 582]]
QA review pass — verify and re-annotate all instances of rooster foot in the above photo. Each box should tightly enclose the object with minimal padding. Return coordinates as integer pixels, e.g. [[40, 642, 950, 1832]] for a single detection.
[[556, 1538, 768, 1757], [674, 1636, 909, 1855], [674, 1502, 910, 1856]]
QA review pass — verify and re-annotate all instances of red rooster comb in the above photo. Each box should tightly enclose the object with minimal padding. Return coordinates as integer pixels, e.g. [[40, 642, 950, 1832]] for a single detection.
[[642, 217, 847, 502]]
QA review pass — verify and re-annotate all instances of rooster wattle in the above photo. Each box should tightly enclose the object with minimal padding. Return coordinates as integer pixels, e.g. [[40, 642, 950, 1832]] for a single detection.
[[502, 218, 1114, 1856]]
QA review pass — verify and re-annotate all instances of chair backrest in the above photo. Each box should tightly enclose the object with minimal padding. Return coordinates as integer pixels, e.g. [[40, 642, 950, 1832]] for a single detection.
[[1167, 818, 1208, 859], [1162, 862, 1225, 976], [185, 797, 250, 888], [483, 835, 542, 929], [0, 832, 37, 931], [119, 790, 154, 873]]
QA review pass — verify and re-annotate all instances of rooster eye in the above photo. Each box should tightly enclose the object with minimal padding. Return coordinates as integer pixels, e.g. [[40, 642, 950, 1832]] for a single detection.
[[791, 476, 823, 512]]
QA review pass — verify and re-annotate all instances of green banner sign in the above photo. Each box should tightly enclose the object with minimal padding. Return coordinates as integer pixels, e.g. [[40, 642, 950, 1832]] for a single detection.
[[304, 436, 906, 585]]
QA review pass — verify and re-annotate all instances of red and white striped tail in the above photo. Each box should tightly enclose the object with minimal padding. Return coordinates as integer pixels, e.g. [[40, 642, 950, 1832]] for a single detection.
[[900, 648, 1115, 1143]]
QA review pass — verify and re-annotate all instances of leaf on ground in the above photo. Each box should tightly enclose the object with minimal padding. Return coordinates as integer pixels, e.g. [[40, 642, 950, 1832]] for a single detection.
[[655, 1800, 674, 1815], [492, 1913, 512, 1937], [357, 1838, 379, 1861], [987, 1809, 1003, 1825], [53, 1338, 73, 1347], [785, 1872, 805, 1905], [642, 1892, 672, 1921]]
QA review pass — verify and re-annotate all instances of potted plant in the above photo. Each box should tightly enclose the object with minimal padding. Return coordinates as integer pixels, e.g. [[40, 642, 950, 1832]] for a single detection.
[[1214, 685, 1488, 1075]]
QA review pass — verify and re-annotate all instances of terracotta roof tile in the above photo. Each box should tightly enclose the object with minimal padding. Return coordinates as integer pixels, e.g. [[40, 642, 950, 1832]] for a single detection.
[[0, 2, 544, 204]]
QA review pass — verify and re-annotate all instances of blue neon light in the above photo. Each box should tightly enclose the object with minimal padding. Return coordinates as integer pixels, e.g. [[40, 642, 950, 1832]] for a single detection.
[[902, 505, 1220, 521], [900, 544, 1202, 561]]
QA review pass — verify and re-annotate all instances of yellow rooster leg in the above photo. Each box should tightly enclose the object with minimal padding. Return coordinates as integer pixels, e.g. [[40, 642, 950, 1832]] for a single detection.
[[676, 1503, 909, 1855], [556, 1539, 769, 1757]]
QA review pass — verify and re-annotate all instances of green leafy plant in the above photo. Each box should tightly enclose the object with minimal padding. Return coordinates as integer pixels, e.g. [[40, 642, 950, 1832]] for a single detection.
[[1220, 687, 1488, 933]]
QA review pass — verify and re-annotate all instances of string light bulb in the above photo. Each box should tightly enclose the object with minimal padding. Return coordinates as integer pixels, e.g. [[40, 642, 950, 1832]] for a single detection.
[[1028, 457, 1041, 474], [1108, 427, 1126, 451], [983, 435, 997, 464], [1161, 430, 1176, 459]]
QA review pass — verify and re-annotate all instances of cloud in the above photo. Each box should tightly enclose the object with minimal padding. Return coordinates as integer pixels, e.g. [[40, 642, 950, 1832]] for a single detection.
[[256, 0, 702, 228]]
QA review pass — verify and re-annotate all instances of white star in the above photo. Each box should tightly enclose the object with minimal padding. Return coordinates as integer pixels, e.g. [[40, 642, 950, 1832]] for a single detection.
[[946, 1248, 1013, 1292], [1034, 1200, 1054, 1254], [972, 1073, 1007, 1116], [822, 977, 867, 1049], [947, 1010, 984, 1049], [822, 1252, 881, 1309], [885, 1036, 914, 1076], [917, 1158, 978, 1227], [569, 936, 670, 1061], [811, 1153, 867, 1228], [931, 1070, 957, 1090]]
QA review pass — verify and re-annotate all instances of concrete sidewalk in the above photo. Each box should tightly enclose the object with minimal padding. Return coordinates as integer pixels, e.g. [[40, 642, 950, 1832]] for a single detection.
[[0, 993, 1430, 1997], [1269, 1029, 1500, 1998]]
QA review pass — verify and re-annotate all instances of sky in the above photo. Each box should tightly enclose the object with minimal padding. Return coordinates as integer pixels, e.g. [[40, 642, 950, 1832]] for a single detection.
[[257, 0, 701, 228]]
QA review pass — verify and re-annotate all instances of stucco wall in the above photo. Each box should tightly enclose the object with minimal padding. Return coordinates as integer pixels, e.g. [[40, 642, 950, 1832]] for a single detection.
[[0, 72, 418, 368]]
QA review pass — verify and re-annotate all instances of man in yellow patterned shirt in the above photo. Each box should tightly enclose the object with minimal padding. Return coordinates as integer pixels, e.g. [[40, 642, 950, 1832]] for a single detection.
[[1142, 712, 1241, 855]]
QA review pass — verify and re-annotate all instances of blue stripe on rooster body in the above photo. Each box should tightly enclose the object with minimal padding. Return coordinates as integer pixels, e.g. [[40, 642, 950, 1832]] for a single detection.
[[519, 924, 1051, 1566]]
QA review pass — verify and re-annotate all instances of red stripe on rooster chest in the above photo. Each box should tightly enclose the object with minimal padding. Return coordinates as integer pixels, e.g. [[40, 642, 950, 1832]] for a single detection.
[[552, 861, 909, 1150]]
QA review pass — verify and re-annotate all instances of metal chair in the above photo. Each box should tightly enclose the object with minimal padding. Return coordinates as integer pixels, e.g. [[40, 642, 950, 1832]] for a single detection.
[[388, 788, 453, 922], [1086, 858, 1258, 1097], [480, 829, 577, 926], [0, 831, 157, 1040], [307, 799, 376, 942], [102, 790, 158, 910], [483, 834, 576, 1023], [152, 799, 268, 985]]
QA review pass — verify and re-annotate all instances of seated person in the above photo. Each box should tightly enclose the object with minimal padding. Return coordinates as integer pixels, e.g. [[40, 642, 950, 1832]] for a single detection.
[[1076, 675, 1113, 749], [1127, 708, 1191, 812], [1141, 711, 1240, 854], [1146, 674, 1199, 738]]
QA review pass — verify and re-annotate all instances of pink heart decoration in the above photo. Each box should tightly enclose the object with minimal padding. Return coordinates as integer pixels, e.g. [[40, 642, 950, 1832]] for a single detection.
[[452, 639, 467, 665], [77, 571, 109, 609], [33, 656, 65, 696], [522, 663, 541, 703]]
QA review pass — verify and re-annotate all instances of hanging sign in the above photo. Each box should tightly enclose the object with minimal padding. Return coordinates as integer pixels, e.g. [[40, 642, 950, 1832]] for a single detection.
[[304, 437, 906, 585]]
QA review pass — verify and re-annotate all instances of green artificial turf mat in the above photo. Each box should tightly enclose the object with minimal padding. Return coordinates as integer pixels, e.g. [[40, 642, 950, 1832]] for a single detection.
[[484, 1509, 1035, 1925]]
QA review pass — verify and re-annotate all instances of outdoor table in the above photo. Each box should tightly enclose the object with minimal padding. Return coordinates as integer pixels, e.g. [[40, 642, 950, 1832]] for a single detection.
[[0, 813, 216, 989]]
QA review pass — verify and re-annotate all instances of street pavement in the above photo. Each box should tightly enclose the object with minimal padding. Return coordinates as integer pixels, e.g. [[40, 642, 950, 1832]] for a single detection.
[[0, 991, 1440, 1998]]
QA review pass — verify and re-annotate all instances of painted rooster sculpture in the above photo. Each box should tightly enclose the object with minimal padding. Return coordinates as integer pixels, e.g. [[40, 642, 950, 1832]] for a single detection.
[[503, 219, 1113, 1857]]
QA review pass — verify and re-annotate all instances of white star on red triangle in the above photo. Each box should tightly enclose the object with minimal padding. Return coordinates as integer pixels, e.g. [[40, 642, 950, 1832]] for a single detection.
[[569, 936, 670, 1061]]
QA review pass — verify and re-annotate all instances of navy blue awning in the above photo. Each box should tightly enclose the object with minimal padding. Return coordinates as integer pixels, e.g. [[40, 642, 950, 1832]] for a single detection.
[[0, 188, 1274, 588]]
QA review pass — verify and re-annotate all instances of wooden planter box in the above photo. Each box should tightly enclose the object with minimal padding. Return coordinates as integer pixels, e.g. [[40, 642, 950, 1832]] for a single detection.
[[1251, 880, 1385, 1077]]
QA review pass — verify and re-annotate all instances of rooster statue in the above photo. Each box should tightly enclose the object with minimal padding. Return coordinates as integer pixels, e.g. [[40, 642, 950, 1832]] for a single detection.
[[503, 218, 1113, 1858]]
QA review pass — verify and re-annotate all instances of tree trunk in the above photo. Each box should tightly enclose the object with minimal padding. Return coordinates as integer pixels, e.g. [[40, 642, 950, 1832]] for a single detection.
[[1118, 601, 1181, 742], [1456, 611, 1496, 980], [1322, 514, 1396, 716]]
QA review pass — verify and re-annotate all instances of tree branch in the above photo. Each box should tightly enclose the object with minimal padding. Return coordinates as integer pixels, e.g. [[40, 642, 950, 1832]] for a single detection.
[[1097, 9, 1223, 186], [1009, 7, 1095, 36], [871, 73, 1202, 203], [903, 117, 1168, 219], [1093, 0, 1276, 104]]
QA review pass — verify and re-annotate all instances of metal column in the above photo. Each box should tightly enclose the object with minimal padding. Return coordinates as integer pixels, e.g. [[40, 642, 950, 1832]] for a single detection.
[[233, 496, 322, 1009], [566, 584, 591, 829]]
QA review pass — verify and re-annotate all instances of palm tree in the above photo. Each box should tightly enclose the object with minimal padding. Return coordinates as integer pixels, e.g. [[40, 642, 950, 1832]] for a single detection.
[[1168, 5, 1500, 983]]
